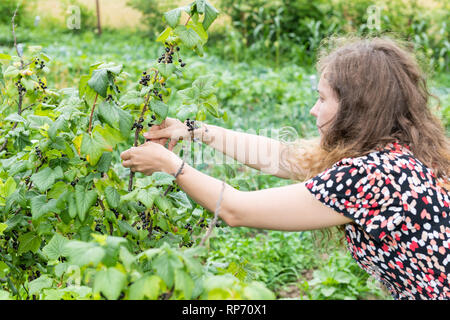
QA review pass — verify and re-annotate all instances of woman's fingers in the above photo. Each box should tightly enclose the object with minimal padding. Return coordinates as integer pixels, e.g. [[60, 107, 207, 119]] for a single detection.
[[143, 127, 171, 140]]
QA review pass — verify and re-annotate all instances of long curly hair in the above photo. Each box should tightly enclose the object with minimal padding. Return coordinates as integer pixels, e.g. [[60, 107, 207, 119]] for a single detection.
[[282, 36, 450, 192]]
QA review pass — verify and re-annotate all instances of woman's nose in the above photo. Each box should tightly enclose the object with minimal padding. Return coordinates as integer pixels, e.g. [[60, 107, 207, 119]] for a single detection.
[[310, 101, 319, 118]]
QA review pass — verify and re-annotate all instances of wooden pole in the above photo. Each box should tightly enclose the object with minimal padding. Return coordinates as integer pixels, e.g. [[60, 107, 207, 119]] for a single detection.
[[96, 0, 102, 35]]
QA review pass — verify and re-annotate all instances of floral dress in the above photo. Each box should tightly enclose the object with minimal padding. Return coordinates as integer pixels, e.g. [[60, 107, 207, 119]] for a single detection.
[[305, 142, 450, 299]]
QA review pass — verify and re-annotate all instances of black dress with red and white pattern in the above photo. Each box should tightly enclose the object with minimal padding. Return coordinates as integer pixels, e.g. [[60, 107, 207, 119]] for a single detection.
[[305, 142, 450, 300]]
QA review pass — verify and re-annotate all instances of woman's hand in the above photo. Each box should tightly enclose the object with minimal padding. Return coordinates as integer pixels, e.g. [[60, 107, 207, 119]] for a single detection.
[[143, 117, 190, 151], [120, 141, 181, 176]]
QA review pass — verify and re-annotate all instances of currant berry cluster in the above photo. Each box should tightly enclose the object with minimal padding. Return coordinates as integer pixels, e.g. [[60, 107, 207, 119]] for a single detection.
[[148, 114, 156, 128], [137, 210, 151, 230], [15, 80, 26, 94], [34, 58, 45, 70], [186, 118, 195, 132], [139, 71, 151, 86], [70, 177, 79, 187], [111, 208, 119, 218], [106, 94, 113, 102], [95, 221, 103, 233], [37, 77, 47, 90], [152, 88, 163, 101], [35, 146, 42, 159], [184, 222, 193, 231], [131, 116, 145, 131]]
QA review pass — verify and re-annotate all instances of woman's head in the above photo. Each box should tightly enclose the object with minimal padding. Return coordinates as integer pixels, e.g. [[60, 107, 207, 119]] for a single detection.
[[287, 36, 449, 185]]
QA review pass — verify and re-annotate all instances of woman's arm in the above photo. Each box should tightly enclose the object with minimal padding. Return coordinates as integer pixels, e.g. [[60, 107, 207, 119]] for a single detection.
[[144, 118, 294, 179], [170, 156, 352, 231], [197, 124, 293, 179]]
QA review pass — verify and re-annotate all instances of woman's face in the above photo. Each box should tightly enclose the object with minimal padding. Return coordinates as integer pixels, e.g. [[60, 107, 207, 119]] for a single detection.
[[309, 72, 340, 137]]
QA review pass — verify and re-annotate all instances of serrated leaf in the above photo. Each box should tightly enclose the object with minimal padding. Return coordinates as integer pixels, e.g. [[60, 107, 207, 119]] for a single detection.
[[129, 275, 162, 300], [5, 113, 26, 123], [193, 75, 216, 98], [28, 275, 53, 296], [136, 187, 159, 208], [164, 8, 182, 28], [30, 166, 64, 193], [63, 240, 105, 267], [75, 185, 97, 222], [0, 177, 16, 199], [174, 25, 202, 49], [149, 99, 169, 120], [175, 269, 194, 299], [156, 27, 173, 43], [151, 172, 175, 185], [42, 233, 69, 260], [203, 1, 219, 30], [30, 195, 59, 221], [105, 186, 120, 208], [157, 63, 175, 79], [88, 69, 109, 98], [94, 268, 126, 300], [18, 232, 41, 255]]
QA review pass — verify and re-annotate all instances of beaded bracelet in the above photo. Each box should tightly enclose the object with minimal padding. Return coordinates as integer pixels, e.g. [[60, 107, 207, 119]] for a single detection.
[[172, 159, 185, 178]]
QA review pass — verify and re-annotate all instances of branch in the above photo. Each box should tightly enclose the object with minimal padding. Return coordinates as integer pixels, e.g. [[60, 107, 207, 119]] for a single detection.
[[11, 6, 23, 68], [88, 93, 99, 134]]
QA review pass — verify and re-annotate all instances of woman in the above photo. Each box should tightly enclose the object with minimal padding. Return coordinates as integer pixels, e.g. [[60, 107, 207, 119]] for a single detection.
[[120, 36, 450, 300]]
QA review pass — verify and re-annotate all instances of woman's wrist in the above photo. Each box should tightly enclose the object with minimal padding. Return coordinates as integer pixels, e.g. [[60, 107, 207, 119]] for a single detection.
[[164, 152, 184, 177]]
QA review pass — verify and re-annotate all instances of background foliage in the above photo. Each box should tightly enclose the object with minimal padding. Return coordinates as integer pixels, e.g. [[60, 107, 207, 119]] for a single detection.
[[0, 0, 448, 300]]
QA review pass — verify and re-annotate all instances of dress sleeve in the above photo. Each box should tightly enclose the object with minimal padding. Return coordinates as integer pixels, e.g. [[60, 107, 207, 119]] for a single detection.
[[304, 158, 404, 242]]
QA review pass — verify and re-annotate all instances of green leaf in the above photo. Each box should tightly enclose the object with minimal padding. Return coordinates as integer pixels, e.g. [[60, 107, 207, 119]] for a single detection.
[[96, 152, 113, 172], [187, 20, 208, 44], [18, 232, 41, 255], [154, 196, 171, 213], [97, 100, 120, 128], [30, 166, 64, 193], [28, 275, 54, 296], [156, 27, 173, 43], [243, 282, 275, 300], [149, 99, 169, 120], [105, 186, 120, 208], [196, 0, 206, 14], [175, 269, 194, 299], [5, 113, 26, 123], [0, 53, 11, 60], [4, 66, 19, 78], [63, 240, 105, 267], [164, 8, 182, 28], [94, 268, 126, 300], [157, 63, 176, 79], [193, 75, 216, 98], [75, 185, 97, 222], [42, 233, 69, 260], [153, 252, 183, 288], [0, 177, 16, 199], [0, 223, 7, 236], [67, 192, 77, 219], [88, 69, 109, 98], [136, 187, 159, 208], [117, 220, 138, 238], [174, 25, 202, 49], [202, 1, 219, 30], [151, 172, 175, 185], [128, 275, 162, 300], [30, 195, 59, 221], [80, 128, 112, 166]]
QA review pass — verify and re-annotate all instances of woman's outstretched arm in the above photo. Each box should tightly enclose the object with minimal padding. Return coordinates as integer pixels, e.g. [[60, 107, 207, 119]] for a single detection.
[[172, 157, 352, 231]]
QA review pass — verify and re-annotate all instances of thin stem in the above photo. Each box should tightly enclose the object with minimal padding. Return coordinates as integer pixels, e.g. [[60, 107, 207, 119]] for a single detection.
[[88, 93, 99, 134], [11, 6, 23, 68]]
